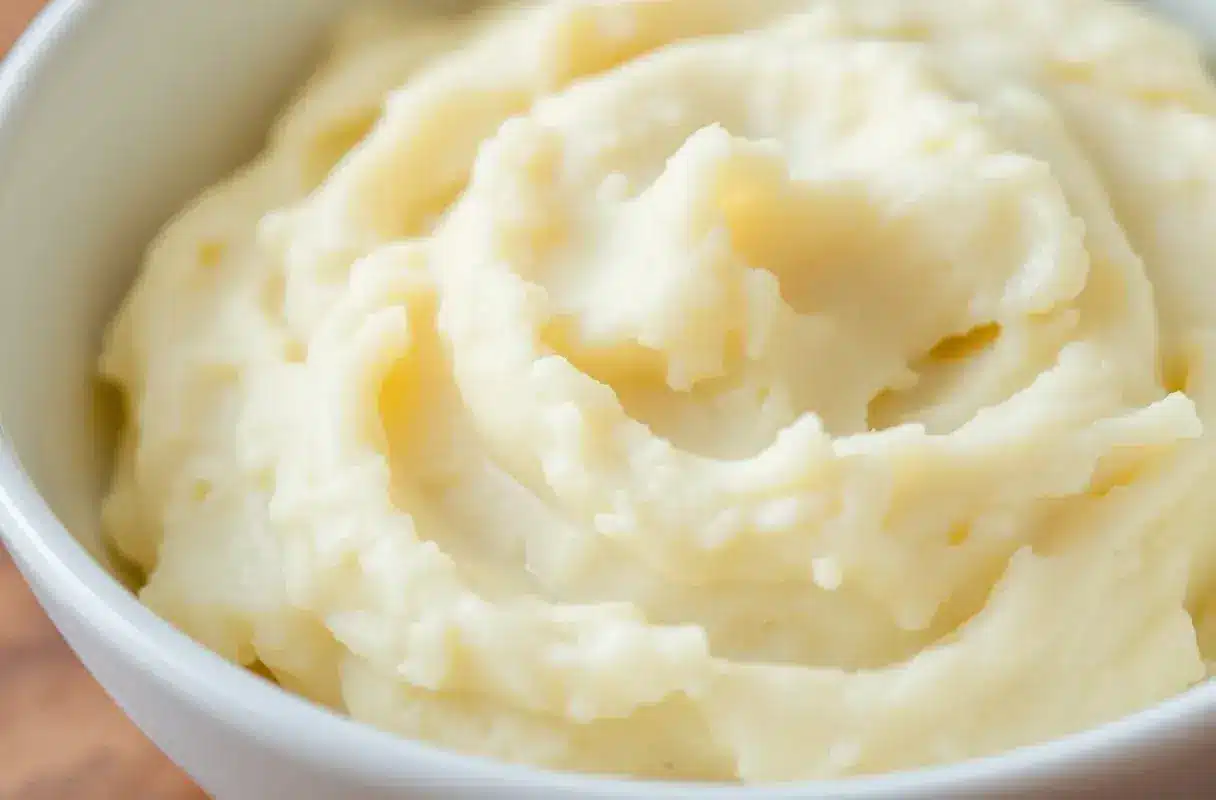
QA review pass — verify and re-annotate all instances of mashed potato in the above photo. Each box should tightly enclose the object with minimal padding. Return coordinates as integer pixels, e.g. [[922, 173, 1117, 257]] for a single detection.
[[99, 0, 1216, 782]]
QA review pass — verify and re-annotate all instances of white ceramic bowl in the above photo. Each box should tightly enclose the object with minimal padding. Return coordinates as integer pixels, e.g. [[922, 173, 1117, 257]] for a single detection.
[[2, 1, 1215, 798]]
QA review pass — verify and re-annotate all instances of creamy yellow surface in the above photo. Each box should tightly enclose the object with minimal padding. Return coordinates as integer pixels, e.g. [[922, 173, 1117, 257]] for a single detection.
[[100, 0, 1216, 782]]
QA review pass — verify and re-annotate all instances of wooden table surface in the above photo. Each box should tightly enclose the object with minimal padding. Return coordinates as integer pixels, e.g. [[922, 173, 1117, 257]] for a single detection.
[[0, 3, 204, 798]]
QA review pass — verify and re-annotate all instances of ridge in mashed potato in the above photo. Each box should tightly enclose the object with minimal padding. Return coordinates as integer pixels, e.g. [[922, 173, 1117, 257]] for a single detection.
[[99, 0, 1216, 783]]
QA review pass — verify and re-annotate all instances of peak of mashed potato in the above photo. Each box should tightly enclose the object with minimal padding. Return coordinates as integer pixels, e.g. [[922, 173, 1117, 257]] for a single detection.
[[99, 0, 1216, 783]]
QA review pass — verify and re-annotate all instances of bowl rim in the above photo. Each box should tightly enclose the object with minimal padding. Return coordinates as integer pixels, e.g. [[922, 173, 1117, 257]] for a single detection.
[[0, 0, 1213, 796]]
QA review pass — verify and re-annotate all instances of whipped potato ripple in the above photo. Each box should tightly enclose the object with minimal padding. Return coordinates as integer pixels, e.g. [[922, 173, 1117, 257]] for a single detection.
[[101, 0, 1216, 782]]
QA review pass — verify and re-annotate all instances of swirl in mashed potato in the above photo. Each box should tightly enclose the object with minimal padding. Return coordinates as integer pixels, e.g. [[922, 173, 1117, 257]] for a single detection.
[[100, 0, 1216, 782]]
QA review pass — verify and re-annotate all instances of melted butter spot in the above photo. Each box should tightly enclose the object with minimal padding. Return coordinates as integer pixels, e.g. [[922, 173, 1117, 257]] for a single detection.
[[197, 240, 228, 268], [192, 479, 213, 503], [928, 322, 1001, 362]]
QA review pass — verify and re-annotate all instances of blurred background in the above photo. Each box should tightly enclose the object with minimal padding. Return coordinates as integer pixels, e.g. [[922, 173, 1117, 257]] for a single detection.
[[0, 2, 202, 798]]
